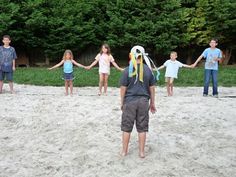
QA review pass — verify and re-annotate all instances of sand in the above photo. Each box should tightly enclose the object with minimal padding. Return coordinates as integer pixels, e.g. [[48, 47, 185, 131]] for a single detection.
[[0, 84, 235, 177]]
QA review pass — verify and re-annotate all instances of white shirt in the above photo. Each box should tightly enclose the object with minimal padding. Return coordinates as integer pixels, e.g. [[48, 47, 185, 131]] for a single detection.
[[164, 60, 184, 78], [95, 53, 114, 75]]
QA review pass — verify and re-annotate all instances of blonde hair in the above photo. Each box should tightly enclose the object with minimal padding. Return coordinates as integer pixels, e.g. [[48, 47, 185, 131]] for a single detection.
[[100, 44, 111, 55], [170, 51, 177, 56], [62, 50, 74, 60]]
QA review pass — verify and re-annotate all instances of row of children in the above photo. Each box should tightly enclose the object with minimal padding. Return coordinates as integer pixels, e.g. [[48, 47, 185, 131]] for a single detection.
[[0, 35, 222, 158], [0, 35, 222, 98]]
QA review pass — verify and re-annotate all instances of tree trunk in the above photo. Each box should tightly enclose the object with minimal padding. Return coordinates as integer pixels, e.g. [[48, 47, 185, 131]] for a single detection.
[[186, 47, 194, 65], [222, 49, 232, 65]]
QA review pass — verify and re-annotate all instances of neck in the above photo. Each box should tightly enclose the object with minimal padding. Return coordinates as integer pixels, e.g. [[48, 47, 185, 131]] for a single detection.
[[3, 44, 10, 48]]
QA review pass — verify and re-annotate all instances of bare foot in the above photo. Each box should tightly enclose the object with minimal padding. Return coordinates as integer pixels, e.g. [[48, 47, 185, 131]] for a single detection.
[[65, 93, 69, 96], [120, 151, 127, 157], [98, 92, 101, 96], [139, 152, 145, 158], [10, 90, 16, 94]]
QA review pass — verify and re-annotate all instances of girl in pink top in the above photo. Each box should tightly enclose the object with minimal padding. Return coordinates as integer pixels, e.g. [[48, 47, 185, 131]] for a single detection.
[[88, 44, 123, 95]]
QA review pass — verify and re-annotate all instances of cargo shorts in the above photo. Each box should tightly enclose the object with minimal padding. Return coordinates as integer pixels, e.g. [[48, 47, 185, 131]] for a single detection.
[[121, 97, 149, 133]]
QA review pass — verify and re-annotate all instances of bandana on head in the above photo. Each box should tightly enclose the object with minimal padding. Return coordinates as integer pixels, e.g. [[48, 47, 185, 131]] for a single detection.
[[129, 46, 160, 83]]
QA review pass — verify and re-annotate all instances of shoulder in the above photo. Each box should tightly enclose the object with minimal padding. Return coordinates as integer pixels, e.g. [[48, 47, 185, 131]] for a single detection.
[[176, 60, 183, 64], [95, 53, 101, 60], [143, 64, 152, 73], [204, 48, 210, 52], [164, 60, 170, 65]]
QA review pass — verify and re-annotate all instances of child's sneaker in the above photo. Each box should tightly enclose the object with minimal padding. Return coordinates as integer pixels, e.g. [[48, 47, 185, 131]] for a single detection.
[[203, 94, 208, 97]]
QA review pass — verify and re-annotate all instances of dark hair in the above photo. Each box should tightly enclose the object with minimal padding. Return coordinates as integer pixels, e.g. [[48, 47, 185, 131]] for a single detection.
[[100, 43, 111, 55], [3, 35, 11, 40], [211, 38, 218, 43]]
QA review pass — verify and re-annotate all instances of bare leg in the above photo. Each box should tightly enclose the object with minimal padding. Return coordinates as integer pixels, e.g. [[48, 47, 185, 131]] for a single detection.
[[170, 83, 173, 96], [121, 132, 131, 156], [167, 83, 171, 96], [0, 80, 3, 93], [9, 81, 15, 94], [138, 132, 146, 158], [69, 80, 73, 95], [104, 74, 109, 95], [65, 81, 69, 96], [98, 74, 104, 95]]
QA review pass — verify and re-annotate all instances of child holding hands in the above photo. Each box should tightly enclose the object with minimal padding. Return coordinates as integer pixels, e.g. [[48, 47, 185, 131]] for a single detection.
[[158, 51, 193, 96], [48, 49, 86, 96]]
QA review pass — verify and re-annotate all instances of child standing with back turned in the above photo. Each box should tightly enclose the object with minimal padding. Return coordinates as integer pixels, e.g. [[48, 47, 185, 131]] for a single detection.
[[48, 50, 86, 96], [158, 51, 193, 96]]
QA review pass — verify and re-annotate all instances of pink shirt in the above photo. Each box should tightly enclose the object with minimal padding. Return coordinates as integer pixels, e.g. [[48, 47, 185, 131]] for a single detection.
[[95, 53, 114, 74]]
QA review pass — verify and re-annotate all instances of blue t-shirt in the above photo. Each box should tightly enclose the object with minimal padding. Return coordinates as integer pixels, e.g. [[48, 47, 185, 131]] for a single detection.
[[0, 46, 17, 63], [202, 48, 222, 70], [120, 64, 156, 103], [0, 46, 17, 72], [63, 60, 73, 73]]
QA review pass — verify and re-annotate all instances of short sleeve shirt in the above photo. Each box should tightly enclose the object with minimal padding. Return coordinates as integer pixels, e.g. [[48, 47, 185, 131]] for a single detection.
[[202, 48, 222, 70], [120, 64, 156, 103], [95, 53, 114, 74], [0, 46, 17, 65], [164, 60, 184, 78]]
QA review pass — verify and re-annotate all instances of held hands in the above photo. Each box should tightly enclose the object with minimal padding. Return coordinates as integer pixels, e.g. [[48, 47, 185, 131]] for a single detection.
[[119, 68, 124, 72], [84, 66, 91, 70]]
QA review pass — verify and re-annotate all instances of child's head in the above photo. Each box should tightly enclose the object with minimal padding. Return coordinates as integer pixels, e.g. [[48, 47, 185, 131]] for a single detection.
[[209, 38, 218, 48], [170, 51, 177, 60], [63, 50, 73, 60], [100, 44, 111, 55], [2, 35, 11, 46]]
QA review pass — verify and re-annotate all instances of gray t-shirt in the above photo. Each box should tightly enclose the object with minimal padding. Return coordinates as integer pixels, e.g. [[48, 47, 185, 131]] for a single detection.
[[120, 64, 156, 103]]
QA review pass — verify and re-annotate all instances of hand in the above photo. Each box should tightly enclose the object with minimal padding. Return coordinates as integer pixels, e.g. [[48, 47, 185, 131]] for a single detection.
[[12, 66, 16, 71], [120, 68, 124, 72], [213, 57, 218, 62], [84, 66, 91, 70], [48, 68, 52, 70], [150, 103, 156, 114]]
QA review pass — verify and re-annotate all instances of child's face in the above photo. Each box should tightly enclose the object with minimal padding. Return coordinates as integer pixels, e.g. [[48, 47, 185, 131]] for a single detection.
[[170, 53, 177, 60], [102, 46, 108, 54], [2, 37, 11, 46], [65, 53, 71, 59], [209, 40, 217, 48]]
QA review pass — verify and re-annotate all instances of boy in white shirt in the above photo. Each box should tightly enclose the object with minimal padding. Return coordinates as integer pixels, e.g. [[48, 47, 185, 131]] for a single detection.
[[158, 51, 193, 96]]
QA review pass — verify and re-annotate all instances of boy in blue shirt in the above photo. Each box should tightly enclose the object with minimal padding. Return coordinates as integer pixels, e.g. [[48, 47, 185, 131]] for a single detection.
[[0, 35, 17, 94], [193, 38, 222, 97]]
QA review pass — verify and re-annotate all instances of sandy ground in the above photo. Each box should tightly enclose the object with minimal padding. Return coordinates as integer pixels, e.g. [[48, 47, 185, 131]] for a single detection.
[[0, 84, 236, 177]]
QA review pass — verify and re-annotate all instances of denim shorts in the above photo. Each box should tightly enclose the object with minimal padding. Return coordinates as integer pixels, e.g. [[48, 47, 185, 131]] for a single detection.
[[0, 71, 13, 81], [63, 72, 74, 80], [121, 97, 149, 133]]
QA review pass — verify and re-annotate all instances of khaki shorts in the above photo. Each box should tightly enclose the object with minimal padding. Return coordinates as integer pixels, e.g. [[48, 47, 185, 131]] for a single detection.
[[165, 77, 174, 84], [121, 97, 149, 133]]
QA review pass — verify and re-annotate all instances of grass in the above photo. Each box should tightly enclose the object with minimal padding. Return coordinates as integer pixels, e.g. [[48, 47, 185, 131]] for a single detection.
[[13, 66, 236, 87]]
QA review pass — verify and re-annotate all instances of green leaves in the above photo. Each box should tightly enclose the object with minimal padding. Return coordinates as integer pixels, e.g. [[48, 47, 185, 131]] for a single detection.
[[0, 0, 235, 59]]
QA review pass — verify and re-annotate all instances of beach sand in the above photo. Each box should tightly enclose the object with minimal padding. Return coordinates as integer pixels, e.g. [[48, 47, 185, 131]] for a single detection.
[[0, 84, 235, 177]]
